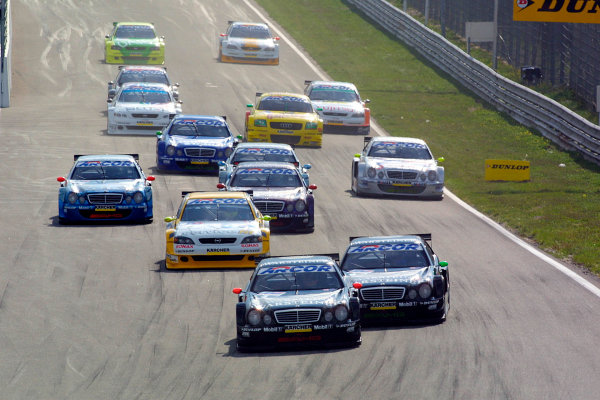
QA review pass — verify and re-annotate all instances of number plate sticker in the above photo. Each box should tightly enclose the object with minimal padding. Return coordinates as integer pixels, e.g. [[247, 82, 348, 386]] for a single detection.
[[207, 249, 230, 255], [392, 183, 412, 187], [370, 302, 397, 310], [191, 160, 209, 164], [285, 324, 312, 333], [136, 122, 153, 126], [277, 130, 294, 134], [95, 207, 116, 211]]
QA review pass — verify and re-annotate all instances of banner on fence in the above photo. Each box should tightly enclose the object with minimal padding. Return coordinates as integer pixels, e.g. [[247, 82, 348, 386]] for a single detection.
[[485, 159, 531, 181], [514, 0, 600, 24]]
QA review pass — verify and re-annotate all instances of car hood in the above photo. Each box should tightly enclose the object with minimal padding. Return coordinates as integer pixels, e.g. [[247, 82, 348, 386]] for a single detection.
[[346, 268, 429, 286], [229, 187, 306, 201], [247, 289, 346, 311], [112, 38, 160, 47], [169, 136, 230, 148], [113, 102, 178, 112], [253, 110, 319, 122], [67, 179, 146, 193], [311, 100, 364, 113], [175, 220, 261, 236], [366, 157, 436, 170]]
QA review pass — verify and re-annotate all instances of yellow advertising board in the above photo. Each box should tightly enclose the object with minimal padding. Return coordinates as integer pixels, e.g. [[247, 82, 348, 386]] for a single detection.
[[514, 0, 600, 24], [485, 159, 531, 181]]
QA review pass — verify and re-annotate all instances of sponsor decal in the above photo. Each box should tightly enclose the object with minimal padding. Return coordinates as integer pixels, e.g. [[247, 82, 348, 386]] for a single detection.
[[258, 265, 333, 274], [237, 148, 291, 155], [485, 159, 531, 181], [237, 168, 295, 175], [313, 324, 334, 330], [370, 302, 397, 310], [76, 160, 134, 167], [284, 324, 312, 333], [262, 95, 306, 103], [348, 243, 421, 253], [513, 0, 600, 23], [313, 84, 353, 91], [207, 248, 230, 253], [263, 327, 281, 332], [372, 142, 426, 149], [241, 243, 260, 248], [187, 198, 247, 205], [95, 207, 116, 211], [175, 244, 193, 249], [173, 119, 225, 127]]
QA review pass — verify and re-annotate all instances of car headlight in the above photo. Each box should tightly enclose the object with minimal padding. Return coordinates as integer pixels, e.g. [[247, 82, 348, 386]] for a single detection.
[[367, 167, 376, 178], [263, 314, 272, 325], [68, 192, 79, 204], [351, 111, 364, 118], [324, 311, 334, 322], [408, 289, 417, 299], [305, 121, 318, 130], [378, 170, 384, 179], [227, 44, 238, 50], [418, 283, 432, 299], [166, 146, 176, 156], [125, 195, 132, 204], [111, 45, 123, 50], [265, 47, 275, 52], [133, 192, 144, 204], [428, 170, 437, 181], [294, 200, 306, 212], [78, 196, 86, 204], [225, 147, 233, 157], [241, 235, 262, 243], [334, 305, 348, 321], [150, 46, 161, 51], [247, 309, 261, 326], [420, 173, 427, 181], [254, 119, 267, 127], [174, 236, 194, 244]]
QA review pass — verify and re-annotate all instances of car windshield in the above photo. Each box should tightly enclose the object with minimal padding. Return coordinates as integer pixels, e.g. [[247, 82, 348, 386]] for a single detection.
[[231, 168, 301, 187], [168, 121, 230, 138], [229, 25, 271, 39], [119, 89, 171, 104], [342, 245, 429, 271], [118, 71, 169, 86], [71, 164, 141, 180], [115, 25, 156, 39], [309, 89, 359, 102], [368, 142, 432, 160], [181, 203, 254, 222], [257, 96, 313, 113], [232, 149, 297, 164], [251, 269, 343, 292]]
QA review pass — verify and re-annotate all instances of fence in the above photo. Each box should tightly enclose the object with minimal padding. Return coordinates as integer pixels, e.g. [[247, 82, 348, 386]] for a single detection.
[[1, 0, 11, 108]]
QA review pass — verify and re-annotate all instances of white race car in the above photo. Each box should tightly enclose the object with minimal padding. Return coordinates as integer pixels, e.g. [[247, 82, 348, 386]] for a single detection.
[[107, 82, 182, 135], [218, 21, 279, 65], [304, 80, 370, 135], [352, 136, 444, 199]]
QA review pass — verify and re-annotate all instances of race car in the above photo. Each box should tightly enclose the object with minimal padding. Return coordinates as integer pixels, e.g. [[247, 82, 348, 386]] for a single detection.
[[218, 162, 317, 232], [232, 255, 362, 351], [218, 21, 279, 65], [108, 66, 179, 101], [245, 92, 323, 147], [156, 115, 240, 172], [218, 142, 311, 185], [340, 234, 449, 323], [351, 136, 445, 199], [56, 154, 155, 224], [104, 22, 165, 65], [163, 191, 271, 269], [304, 80, 370, 135], [107, 82, 182, 135]]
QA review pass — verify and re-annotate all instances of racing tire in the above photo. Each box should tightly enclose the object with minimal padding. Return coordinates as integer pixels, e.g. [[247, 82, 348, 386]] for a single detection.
[[144, 217, 153, 224], [58, 217, 70, 225]]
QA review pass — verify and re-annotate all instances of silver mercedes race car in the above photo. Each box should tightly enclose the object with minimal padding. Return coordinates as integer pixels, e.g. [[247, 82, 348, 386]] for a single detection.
[[304, 80, 370, 135], [351, 136, 444, 199]]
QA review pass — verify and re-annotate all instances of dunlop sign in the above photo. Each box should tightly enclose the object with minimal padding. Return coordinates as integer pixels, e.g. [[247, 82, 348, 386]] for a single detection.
[[485, 159, 531, 181], [514, 0, 600, 23]]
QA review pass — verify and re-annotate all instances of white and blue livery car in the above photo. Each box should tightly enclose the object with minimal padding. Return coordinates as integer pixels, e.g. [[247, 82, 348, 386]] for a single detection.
[[351, 136, 445, 199], [57, 154, 155, 224], [156, 115, 240, 172]]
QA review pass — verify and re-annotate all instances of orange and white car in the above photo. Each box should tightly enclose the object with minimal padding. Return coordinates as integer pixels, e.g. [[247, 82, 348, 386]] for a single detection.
[[218, 21, 279, 65]]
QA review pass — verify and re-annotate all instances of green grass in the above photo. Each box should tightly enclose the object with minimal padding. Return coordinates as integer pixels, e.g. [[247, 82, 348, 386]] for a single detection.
[[256, 0, 600, 275]]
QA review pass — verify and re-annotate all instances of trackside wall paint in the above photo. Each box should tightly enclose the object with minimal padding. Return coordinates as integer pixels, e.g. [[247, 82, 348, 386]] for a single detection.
[[485, 159, 531, 181]]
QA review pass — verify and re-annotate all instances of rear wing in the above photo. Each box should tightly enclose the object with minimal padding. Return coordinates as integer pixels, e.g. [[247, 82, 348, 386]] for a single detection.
[[349, 233, 432, 244], [255, 252, 340, 264], [304, 80, 312, 86], [362, 136, 372, 151], [74, 153, 140, 163]]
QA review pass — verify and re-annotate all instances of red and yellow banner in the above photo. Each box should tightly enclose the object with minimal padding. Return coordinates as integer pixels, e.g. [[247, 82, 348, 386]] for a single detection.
[[485, 159, 531, 181], [514, 0, 600, 24]]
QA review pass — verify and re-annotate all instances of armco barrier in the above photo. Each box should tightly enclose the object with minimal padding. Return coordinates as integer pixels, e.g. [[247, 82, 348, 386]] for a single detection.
[[1, 0, 11, 108], [346, 0, 600, 166]]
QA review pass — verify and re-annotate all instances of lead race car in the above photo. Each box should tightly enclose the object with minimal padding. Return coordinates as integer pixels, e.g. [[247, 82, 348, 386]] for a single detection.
[[56, 154, 155, 224], [233, 255, 362, 351], [163, 191, 271, 269], [304, 80, 370, 135], [352, 136, 445, 199], [218, 161, 317, 232], [340, 234, 449, 323], [218, 21, 280, 65], [218, 142, 311, 185], [107, 82, 182, 135], [156, 115, 240, 172], [104, 22, 165, 65]]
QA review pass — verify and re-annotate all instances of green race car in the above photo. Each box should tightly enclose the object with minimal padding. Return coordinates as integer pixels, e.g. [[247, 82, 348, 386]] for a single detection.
[[105, 22, 165, 65]]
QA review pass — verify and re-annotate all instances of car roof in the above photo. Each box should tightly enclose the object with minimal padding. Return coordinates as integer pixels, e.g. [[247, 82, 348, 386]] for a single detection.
[[74, 154, 137, 162], [186, 191, 249, 200], [233, 161, 297, 170], [257, 255, 337, 269], [172, 115, 226, 122], [235, 142, 293, 150], [370, 136, 427, 146], [115, 22, 155, 27], [309, 81, 357, 90], [348, 235, 424, 247], [259, 92, 310, 101], [120, 82, 170, 90]]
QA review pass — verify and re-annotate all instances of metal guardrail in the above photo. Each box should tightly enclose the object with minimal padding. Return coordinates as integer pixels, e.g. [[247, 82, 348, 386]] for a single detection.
[[347, 0, 600, 165], [1, 0, 11, 108]]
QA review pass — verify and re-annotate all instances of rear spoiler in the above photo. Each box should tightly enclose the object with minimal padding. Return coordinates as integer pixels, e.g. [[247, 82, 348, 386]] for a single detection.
[[349, 233, 432, 243], [363, 136, 372, 150], [255, 252, 340, 264], [74, 153, 139, 162], [304, 80, 313, 86], [181, 190, 254, 197]]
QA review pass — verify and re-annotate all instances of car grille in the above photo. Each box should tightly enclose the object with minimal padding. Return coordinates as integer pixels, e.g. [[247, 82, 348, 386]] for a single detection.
[[132, 113, 159, 118], [87, 193, 123, 204], [270, 122, 303, 130], [275, 309, 321, 324], [241, 46, 260, 51], [361, 287, 406, 301], [125, 46, 147, 51], [185, 148, 216, 157], [191, 255, 247, 261], [387, 170, 418, 179], [253, 201, 285, 213], [270, 135, 301, 145], [323, 112, 348, 117], [199, 238, 237, 244]]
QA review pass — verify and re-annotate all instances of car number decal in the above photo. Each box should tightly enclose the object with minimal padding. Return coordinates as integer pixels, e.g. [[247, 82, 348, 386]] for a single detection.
[[370, 302, 397, 310], [95, 207, 116, 211], [285, 325, 312, 333], [392, 183, 412, 187], [191, 161, 209, 164], [136, 122, 153, 126], [277, 130, 294, 134]]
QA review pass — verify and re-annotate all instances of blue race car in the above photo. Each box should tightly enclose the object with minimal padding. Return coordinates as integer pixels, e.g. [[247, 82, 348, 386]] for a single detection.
[[57, 154, 155, 224], [218, 142, 311, 185], [156, 115, 239, 172]]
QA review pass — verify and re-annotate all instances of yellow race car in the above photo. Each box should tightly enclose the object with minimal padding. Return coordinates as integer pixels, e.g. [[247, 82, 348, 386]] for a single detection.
[[245, 92, 323, 147], [164, 191, 270, 269], [105, 22, 165, 65]]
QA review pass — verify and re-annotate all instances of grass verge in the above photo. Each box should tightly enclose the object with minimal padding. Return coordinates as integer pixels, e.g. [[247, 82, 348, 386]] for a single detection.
[[256, 0, 600, 275]]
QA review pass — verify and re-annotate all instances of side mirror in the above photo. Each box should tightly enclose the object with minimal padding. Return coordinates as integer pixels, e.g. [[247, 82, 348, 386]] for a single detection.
[[164, 216, 176, 222], [303, 164, 312, 170], [262, 215, 273, 221], [232, 288, 242, 294], [308, 184, 317, 190], [437, 157, 445, 163], [354, 153, 361, 158], [146, 176, 156, 182]]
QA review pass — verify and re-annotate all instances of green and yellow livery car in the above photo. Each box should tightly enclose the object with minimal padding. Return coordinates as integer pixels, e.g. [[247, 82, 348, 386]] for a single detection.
[[245, 92, 323, 147], [105, 22, 165, 65]]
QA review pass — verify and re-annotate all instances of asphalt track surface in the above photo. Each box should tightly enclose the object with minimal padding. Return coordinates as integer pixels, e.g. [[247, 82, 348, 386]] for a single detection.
[[1, 1, 600, 399]]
